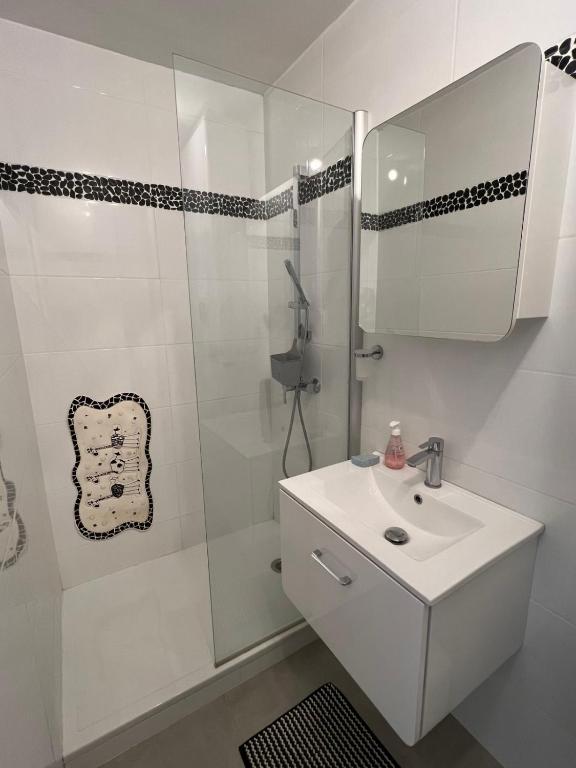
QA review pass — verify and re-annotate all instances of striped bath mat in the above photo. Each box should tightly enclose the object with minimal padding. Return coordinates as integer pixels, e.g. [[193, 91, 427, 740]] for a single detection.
[[239, 682, 400, 767]]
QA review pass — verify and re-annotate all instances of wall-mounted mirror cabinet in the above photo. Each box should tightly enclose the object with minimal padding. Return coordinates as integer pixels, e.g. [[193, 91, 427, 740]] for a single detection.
[[359, 43, 569, 341]]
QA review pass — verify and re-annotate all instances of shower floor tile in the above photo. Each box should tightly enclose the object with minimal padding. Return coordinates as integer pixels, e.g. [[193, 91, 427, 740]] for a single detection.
[[62, 544, 213, 756]]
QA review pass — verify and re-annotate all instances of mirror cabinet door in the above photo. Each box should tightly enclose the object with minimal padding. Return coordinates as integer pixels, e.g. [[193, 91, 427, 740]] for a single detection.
[[360, 43, 542, 341]]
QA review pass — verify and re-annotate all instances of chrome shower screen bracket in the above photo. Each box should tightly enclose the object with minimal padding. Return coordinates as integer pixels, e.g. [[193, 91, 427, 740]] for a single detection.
[[348, 110, 369, 459]]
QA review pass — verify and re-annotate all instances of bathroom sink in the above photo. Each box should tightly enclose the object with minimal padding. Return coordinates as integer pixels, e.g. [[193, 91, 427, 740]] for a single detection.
[[279, 458, 543, 604], [321, 466, 484, 561]]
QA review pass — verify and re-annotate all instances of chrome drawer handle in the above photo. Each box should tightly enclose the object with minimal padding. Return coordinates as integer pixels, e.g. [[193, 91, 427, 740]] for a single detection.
[[311, 549, 353, 586]]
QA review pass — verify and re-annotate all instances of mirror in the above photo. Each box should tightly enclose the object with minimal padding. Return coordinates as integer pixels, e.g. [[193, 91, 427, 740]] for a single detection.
[[360, 43, 543, 341]]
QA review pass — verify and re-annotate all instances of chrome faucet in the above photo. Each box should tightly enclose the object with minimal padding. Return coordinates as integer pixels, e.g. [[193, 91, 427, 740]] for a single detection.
[[407, 437, 444, 488]]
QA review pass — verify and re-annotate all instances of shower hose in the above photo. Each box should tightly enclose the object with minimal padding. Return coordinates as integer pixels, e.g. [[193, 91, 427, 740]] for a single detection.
[[281, 312, 313, 479]]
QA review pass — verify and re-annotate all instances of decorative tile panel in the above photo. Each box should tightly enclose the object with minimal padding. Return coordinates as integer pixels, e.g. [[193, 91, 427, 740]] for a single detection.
[[68, 393, 153, 540]]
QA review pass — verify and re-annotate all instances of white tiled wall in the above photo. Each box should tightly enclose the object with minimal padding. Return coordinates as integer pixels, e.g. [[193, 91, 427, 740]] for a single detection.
[[176, 72, 274, 541], [262, 90, 352, 512], [277, 2, 576, 766], [0, 18, 205, 588], [0, 223, 62, 766]]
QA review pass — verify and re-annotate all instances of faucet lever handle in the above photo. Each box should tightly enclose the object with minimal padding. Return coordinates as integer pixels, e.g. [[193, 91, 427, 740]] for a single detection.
[[419, 437, 444, 452], [353, 344, 383, 360]]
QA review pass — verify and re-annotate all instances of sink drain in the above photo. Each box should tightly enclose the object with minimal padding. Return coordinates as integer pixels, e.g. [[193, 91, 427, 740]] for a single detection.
[[270, 558, 282, 574], [384, 527, 409, 545]]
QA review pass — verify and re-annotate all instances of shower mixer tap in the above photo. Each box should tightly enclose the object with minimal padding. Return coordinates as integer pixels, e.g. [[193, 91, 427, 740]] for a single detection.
[[281, 378, 321, 404]]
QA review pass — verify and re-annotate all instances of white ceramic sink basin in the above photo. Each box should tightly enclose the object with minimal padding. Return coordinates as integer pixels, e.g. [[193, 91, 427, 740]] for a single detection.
[[321, 465, 484, 561], [280, 458, 543, 604]]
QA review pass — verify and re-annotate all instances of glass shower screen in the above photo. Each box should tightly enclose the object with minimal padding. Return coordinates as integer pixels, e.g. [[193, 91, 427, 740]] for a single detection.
[[173, 55, 353, 663]]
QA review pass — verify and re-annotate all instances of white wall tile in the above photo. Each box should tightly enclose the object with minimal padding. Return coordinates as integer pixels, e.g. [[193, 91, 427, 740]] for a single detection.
[[166, 344, 196, 405], [142, 63, 177, 113], [171, 403, 201, 464], [419, 200, 525, 276], [175, 70, 264, 134], [0, 17, 170, 108], [150, 463, 180, 522], [145, 106, 182, 187], [176, 459, 205, 521], [193, 339, 270, 402], [35, 420, 76, 497], [148, 407, 176, 468], [155, 210, 188, 280], [456, 615, 576, 768], [517, 238, 576, 375], [57, 518, 182, 589], [160, 279, 193, 344], [12, 276, 166, 353], [419, 269, 517, 337], [319, 345, 349, 418], [189, 279, 268, 342], [263, 88, 323, 191], [180, 512, 206, 549], [560, 122, 576, 239], [24, 346, 171, 425], [185, 213, 267, 282], [0, 275, 22, 368], [267, 277, 293, 343], [374, 277, 420, 334], [0, 72, 151, 180], [204, 121, 264, 199], [1, 194, 159, 279]]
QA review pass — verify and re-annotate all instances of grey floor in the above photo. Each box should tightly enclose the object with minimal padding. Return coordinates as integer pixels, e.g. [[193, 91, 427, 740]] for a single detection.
[[104, 640, 502, 768]]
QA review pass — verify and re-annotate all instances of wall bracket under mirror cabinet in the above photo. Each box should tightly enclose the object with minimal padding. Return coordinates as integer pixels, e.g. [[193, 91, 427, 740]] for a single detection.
[[360, 43, 575, 341]]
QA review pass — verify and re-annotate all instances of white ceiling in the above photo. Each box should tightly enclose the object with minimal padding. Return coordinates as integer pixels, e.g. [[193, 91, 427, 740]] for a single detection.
[[0, 0, 354, 83]]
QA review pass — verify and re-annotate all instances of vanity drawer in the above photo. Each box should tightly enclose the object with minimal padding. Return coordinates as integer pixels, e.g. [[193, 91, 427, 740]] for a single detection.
[[280, 490, 428, 745]]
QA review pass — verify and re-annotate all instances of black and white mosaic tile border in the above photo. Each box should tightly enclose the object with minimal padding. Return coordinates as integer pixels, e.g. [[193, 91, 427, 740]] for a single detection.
[[545, 34, 576, 78], [298, 156, 352, 206], [0, 158, 347, 220], [362, 170, 528, 231], [0, 162, 184, 210], [68, 393, 153, 541]]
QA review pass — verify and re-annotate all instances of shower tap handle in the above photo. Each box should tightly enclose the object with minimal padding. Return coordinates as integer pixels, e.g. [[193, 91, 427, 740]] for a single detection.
[[353, 344, 383, 360]]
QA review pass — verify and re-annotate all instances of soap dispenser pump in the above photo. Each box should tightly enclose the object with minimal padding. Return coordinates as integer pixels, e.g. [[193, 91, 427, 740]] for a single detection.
[[384, 420, 406, 469]]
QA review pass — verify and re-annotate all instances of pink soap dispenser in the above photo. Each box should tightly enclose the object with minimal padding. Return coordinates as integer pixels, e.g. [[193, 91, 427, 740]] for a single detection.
[[384, 420, 406, 469]]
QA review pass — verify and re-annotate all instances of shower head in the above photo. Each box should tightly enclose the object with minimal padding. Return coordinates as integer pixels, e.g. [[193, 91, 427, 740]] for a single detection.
[[284, 259, 310, 308]]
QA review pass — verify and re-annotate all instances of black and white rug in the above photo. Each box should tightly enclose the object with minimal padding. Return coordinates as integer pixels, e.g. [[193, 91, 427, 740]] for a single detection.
[[239, 682, 400, 768]]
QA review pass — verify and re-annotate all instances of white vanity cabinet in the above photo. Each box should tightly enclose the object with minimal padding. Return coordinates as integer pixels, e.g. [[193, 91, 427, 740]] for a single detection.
[[280, 490, 538, 746]]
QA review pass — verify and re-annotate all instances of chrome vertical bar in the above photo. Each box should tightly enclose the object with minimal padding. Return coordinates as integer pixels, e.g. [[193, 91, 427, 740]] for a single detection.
[[348, 110, 368, 458], [291, 164, 301, 342]]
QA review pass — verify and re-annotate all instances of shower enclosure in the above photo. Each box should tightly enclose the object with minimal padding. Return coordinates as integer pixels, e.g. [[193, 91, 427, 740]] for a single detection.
[[173, 57, 354, 663]]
